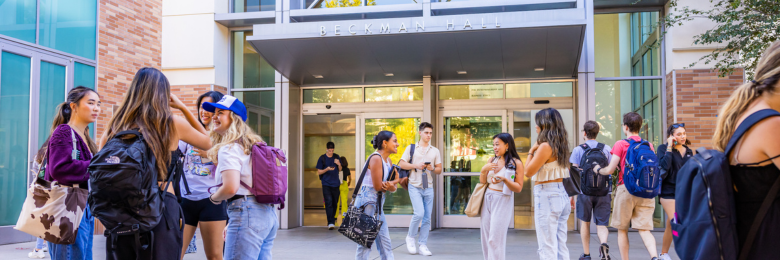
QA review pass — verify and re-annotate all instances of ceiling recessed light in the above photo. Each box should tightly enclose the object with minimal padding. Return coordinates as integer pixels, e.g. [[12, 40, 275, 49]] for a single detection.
[[384, 73, 394, 77], [534, 68, 545, 71], [457, 71, 467, 75], [313, 75, 324, 79]]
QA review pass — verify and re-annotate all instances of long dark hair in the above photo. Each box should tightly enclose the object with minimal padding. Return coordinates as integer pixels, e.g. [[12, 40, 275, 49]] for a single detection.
[[371, 130, 395, 151], [535, 108, 570, 167], [196, 91, 224, 127], [340, 156, 349, 168], [106, 67, 175, 179], [493, 133, 521, 169], [667, 124, 691, 146], [35, 86, 100, 163]]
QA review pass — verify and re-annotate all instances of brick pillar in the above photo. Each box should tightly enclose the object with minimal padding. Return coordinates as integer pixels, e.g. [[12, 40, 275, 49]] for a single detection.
[[95, 0, 163, 234], [666, 68, 745, 149], [96, 0, 163, 138]]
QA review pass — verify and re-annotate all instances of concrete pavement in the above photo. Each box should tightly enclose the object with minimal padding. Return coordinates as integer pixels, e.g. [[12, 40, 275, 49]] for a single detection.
[[1, 228, 679, 260]]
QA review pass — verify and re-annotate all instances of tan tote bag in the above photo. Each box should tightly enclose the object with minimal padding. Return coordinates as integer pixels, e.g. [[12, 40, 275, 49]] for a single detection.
[[465, 181, 488, 217], [15, 129, 88, 244]]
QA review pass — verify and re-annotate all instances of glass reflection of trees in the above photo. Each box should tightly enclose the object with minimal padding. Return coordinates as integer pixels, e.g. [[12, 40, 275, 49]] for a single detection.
[[364, 118, 420, 215], [444, 116, 502, 173]]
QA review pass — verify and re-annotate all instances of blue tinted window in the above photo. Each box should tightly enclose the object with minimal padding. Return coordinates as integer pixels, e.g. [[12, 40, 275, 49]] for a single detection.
[[39, 0, 97, 59], [74, 62, 96, 137], [0, 0, 37, 43], [39, 61, 66, 146], [0, 51, 31, 225]]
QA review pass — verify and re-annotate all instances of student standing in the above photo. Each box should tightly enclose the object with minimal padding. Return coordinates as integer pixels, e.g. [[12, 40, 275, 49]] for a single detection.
[[655, 123, 692, 260], [592, 112, 658, 260], [712, 40, 780, 259], [355, 131, 400, 260], [399, 122, 442, 256], [99, 68, 212, 260], [205, 95, 279, 260], [570, 121, 613, 260], [42, 87, 100, 260], [337, 156, 352, 218], [524, 108, 572, 260], [178, 91, 226, 260], [479, 133, 524, 260], [316, 141, 342, 229]]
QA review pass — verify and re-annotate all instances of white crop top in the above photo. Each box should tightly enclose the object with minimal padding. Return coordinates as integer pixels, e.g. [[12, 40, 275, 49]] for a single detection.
[[360, 153, 392, 187], [532, 161, 569, 182], [487, 158, 516, 195]]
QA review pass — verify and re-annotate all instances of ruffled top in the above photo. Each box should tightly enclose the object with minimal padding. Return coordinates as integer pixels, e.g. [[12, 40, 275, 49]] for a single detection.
[[532, 161, 569, 182]]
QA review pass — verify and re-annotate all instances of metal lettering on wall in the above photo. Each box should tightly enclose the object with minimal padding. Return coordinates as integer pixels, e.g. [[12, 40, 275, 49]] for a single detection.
[[319, 17, 500, 36]]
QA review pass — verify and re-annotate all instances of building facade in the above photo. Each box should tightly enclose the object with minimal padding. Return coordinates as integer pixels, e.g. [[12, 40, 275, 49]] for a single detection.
[[0, 0, 744, 244]]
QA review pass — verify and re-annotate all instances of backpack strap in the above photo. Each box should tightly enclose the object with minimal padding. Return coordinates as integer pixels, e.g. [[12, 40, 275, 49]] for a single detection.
[[596, 143, 605, 150], [579, 143, 589, 152], [739, 174, 780, 260], [351, 154, 380, 201], [725, 109, 780, 155], [409, 144, 415, 164]]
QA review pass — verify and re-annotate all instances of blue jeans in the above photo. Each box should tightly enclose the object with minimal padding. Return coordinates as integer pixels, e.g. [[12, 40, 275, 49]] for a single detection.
[[48, 207, 94, 260], [533, 183, 571, 260], [224, 197, 279, 260], [35, 238, 45, 250], [407, 185, 434, 245], [354, 186, 394, 260]]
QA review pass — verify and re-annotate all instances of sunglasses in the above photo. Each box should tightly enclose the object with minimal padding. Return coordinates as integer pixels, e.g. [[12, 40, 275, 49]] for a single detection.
[[672, 123, 685, 129]]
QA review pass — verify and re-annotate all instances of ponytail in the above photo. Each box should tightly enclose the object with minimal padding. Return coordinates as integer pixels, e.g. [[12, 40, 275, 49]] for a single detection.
[[713, 40, 780, 151], [371, 130, 394, 151]]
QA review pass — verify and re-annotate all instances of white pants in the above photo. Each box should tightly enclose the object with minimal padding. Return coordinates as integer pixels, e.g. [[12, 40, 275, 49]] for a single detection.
[[533, 183, 571, 260], [480, 190, 513, 260]]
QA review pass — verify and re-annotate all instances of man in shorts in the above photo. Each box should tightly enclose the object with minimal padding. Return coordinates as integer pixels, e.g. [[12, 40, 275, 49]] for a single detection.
[[570, 121, 612, 260], [592, 112, 659, 260]]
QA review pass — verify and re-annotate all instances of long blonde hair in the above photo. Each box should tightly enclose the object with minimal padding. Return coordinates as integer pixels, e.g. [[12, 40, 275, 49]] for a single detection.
[[713, 41, 780, 151], [207, 112, 264, 164], [106, 68, 175, 179]]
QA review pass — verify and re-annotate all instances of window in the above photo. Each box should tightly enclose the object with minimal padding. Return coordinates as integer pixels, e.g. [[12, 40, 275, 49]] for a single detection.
[[38, 0, 97, 59], [38, 61, 66, 146], [303, 88, 363, 103], [234, 91, 275, 145], [0, 51, 32, 226], [594, 12, 660, 78], [233, 0, 275, 12], [232, 31, 275, 89], [364, 86, 422, 102], [439, 84, 503, 100], [0, 0, 36, 43], [505, 82, 573, 98]]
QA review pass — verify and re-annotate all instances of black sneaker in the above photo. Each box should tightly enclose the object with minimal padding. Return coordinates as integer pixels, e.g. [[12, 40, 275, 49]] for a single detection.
[[599, 243, 610, 260], [579, 254, 592, 260]]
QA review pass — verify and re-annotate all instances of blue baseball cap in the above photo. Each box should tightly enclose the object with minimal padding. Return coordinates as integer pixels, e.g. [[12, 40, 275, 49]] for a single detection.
[[202, 95, 248, 121]]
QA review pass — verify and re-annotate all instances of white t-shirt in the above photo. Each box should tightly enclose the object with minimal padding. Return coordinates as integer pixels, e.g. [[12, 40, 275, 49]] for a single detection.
[[178, 141, 218, 200], [215, 144, 253, 196]]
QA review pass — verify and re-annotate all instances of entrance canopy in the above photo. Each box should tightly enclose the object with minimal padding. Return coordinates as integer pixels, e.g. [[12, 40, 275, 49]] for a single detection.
[[248, 10, 586, 85]]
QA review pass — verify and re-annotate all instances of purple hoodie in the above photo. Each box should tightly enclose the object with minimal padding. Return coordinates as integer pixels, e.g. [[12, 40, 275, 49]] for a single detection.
[[44, 124, 93, 187]]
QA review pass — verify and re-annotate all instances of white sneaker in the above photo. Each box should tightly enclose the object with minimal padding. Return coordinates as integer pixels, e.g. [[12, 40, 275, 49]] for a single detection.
[[418, 244, 432, 256], [405, 236, 417, 254], [42, 245, 48, 252], [28, 249, 45, 259], [659, 253, 672, 260], [328, 224, 335, 230]]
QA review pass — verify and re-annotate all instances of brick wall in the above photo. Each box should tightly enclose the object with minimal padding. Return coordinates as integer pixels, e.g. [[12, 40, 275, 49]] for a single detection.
[[170, 84, 229, 118], [667, 68, 745, 149], [96, 0, 163, 137]]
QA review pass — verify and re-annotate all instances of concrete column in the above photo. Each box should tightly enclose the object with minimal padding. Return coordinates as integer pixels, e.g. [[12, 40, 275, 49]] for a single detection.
[[280, 75, 302, 229]]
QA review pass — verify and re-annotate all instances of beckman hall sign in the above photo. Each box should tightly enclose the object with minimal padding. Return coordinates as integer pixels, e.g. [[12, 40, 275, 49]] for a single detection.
[[319, 17, 502, 36], [249, 10, 587, 40]]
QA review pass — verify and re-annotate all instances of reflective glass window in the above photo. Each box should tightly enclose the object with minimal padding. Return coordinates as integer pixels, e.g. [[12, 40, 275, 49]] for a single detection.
[[233, 0, 275, 12], [235, 90, 275, 145], [303, 88, 363, 103], [39, 0, 97, 59], [0, 51, 31, 225], [505, 82, 573, 98], [594, 12, 660, 78], [0, 0, 36, 43], [233, 31, 275, 89], [74, 62, 96, 137], [38, 61, 66, 147], [365, 86, 422, 102], [439, 84, 503, 100], [363, 117, 420, 214]]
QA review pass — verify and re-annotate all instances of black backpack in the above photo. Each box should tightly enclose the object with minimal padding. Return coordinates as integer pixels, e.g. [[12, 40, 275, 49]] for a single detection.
[[578, 143, 611, 196], [88, 130, 172, 254], [673, 109, 780, 260]]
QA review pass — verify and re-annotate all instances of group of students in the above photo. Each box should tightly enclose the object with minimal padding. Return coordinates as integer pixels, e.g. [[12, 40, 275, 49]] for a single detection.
[[28, 67, 277, 260]]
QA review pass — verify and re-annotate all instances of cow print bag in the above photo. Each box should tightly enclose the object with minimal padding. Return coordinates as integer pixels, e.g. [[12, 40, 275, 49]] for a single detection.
[[15, 129, 88, 245]]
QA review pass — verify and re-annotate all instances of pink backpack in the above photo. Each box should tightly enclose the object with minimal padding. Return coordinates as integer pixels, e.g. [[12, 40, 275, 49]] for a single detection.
[[245, 142, 288, 209]]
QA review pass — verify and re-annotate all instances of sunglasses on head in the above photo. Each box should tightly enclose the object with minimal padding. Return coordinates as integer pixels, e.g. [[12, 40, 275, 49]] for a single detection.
[[672, 123, 685, 129]]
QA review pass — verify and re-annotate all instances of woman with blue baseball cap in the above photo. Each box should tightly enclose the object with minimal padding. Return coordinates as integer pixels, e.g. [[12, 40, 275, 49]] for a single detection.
[[204, 95, 278, 260]]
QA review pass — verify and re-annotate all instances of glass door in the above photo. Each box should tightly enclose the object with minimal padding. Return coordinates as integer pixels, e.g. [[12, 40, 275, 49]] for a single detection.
[[438, 110, 506, 228], [360, 112, 421, 227], [510, 109, 577, 230]]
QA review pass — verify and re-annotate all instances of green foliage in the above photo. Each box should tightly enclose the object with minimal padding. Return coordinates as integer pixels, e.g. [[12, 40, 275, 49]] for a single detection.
[[660, 0, 780, 79], [323, 0, 376, 8]]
